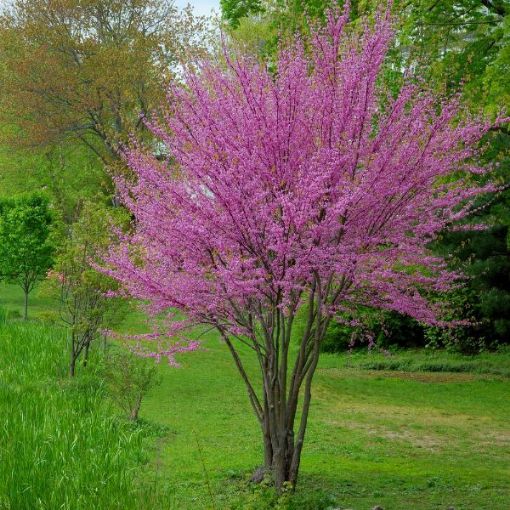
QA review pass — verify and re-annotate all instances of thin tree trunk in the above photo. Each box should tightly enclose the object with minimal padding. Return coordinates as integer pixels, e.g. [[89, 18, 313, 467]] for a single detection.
[[23, 288, 29, 321], [130, 394, 143, 421], [262, 410, 273, 469], [83, 341, 90, 367], [69, 333, 77, 377], [69, 353, 76, 377]]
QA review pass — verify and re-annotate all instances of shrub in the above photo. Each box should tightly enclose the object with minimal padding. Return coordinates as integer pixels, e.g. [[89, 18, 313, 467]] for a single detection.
[[321, 309, 425, 353], [104, 347, 161, 421]]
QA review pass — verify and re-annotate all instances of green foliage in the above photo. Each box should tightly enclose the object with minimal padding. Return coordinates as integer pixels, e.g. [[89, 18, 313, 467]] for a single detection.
[[104, 347, 161, 421], [0, 141, 106, 221], [215, 475, 340, 509], [0, 321, 170, 509], [0, 193, 54, 319], [221, 0, 264, 28], [321, 320, 353, 353], [339, 347, 510, 377], [51, 201, 129, 375], [433, 221, 510, 350], [225, 14, 278, 59], [321, 309, 424, 353]]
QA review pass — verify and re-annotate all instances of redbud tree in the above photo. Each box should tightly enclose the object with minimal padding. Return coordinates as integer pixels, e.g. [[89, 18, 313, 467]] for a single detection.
[[105, 4, 503, 490]]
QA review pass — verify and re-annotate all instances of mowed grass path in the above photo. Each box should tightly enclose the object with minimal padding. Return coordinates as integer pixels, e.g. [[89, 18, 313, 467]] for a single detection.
[[141, 333, 510, 510]]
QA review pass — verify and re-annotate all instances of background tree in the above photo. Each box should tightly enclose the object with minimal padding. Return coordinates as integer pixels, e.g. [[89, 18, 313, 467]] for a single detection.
[[50, 201, 127, 376], [0, 0, 208, 167], [0, 194, 54, 320], [104, 7, 504, 490]]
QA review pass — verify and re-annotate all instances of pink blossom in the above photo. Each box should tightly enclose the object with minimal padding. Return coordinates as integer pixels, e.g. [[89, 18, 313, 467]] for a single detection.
[[102, 5, 506, 342], [100, 3, 507, 487]]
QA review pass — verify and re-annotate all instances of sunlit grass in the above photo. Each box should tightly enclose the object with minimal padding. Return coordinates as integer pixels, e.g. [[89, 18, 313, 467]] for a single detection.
[[140, 333, 510, 509], [0, 321, 171, 510]]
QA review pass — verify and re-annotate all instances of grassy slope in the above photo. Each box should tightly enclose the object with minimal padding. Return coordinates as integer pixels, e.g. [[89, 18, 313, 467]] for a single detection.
[[0, 320, 172, 510], [142, 333, 510, 510]]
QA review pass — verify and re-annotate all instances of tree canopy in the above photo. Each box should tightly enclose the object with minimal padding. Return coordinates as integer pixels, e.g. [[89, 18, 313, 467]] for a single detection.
[[103, 6, 504, 489], [0, 0, 208, 164], [0, 194, 54, 319]]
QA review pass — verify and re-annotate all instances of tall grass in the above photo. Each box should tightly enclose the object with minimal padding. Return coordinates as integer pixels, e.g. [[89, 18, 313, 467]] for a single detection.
[[0, 321, 169, 510]]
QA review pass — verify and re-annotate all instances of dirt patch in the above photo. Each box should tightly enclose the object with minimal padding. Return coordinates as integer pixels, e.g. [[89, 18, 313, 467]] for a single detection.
[[365, 427, 443, 451], [370, 370, 477, 383], [318, 367, 487, 383], [475, 429, 510, 448]]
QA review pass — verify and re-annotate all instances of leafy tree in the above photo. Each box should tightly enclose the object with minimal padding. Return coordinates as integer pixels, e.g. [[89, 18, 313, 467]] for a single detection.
[[402, 1, 510, 348], [0, 139, 108, 229], [431, 217, 510, 350], [0, 0, 208, 165], [0, 194, 54, 320], [221, 0, 264, 28], [104, 8, 503, 490], [49, 201, 127, 376]]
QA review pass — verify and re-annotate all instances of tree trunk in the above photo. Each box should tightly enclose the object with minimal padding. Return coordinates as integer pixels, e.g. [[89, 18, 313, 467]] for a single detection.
[[262, 422, 302, 491], [218, 282, 327, 493], [23, 288, 29, 321], [263, 422, 273, 470], [83, 341, 90, 367], [69, 333, 77, 377], [69, 354, 76, 377], [130, 394, 143, 421], [263, 329, 322, 492]]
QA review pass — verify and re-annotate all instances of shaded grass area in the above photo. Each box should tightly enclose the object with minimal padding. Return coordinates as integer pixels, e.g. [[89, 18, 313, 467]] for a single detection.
[[327, 348, 510, 377], [0, 321, 171, 510], [141, 335, 510, 509]]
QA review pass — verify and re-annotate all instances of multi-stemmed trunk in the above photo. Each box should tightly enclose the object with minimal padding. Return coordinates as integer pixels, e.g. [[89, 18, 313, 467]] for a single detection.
[[259, 328, 323, 490], [218, 278, 333, 492]]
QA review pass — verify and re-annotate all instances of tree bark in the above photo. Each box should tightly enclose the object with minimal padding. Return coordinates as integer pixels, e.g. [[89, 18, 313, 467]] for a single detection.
[[219, 280, 328, 493], [260, 352, 320, 492], [69, 353, 76, 377], [23, 288, 29, 321], [130, 394, 143, 421], [83, 341, 90, 367], [69, 333, 77, 377]]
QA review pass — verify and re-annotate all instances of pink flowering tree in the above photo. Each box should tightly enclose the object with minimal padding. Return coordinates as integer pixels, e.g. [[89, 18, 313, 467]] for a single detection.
[[104, 3, 504, 490]]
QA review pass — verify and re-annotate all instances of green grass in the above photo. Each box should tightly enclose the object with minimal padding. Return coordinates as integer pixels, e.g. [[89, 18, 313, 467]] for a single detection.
[[0, 320, 171, 510], [0, 281, 56, 321], [140, 333, 510, 509], [1, 281, 509, 509]]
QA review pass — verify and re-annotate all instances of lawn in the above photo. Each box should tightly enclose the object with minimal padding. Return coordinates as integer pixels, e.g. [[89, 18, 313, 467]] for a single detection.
[[1, 283, 509, 509], [140, 331, 510, 509], [0, 281, 56, 321]]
